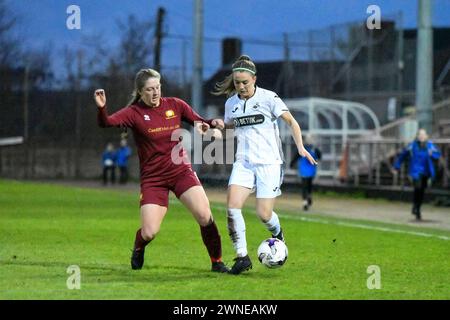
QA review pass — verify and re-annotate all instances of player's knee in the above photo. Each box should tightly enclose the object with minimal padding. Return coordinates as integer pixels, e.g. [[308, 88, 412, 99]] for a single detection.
[[228, 197, 244, 209], [256, 208, 272, 222], [196, 211, 212, 227], [194, 206, 212, 227], [141, 226, 159, 241]]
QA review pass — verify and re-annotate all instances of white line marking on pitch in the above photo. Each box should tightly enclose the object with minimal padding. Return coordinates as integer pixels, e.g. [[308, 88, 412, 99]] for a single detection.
[[279, 214, 450, 241], [205, 202, 450, 241]]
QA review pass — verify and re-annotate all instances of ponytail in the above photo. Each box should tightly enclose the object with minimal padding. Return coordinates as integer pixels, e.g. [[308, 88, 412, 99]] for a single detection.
[[128, 89, 141, 106], [211, 74, 234, 97], [212, 55, 257, 97]]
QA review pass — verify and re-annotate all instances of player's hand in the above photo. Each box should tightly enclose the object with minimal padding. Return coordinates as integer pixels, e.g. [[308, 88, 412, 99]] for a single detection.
[[194, 121, 210, 135], [299, 147, 318, 165], [94, 89, 106, 108], [210, 128, 223, 139], [211, 119, 225, 130]]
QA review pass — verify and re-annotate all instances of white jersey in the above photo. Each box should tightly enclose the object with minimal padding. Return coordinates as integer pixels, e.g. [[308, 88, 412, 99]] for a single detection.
[[224, 87, 289, 164]]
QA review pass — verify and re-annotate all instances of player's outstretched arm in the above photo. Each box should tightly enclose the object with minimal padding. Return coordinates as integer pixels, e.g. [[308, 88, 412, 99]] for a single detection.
[[280, 111, 318, 166], [94, 89, 132, 128]]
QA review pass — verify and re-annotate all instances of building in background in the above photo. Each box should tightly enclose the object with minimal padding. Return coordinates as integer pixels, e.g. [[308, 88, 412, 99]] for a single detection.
[[204, 24, 450, 127]]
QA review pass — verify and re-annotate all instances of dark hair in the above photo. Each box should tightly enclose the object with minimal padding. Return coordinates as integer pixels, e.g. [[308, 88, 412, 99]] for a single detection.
[[212, 55, 257, 97]]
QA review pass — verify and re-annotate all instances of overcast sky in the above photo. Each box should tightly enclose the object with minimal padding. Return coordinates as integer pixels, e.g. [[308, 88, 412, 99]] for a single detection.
[[7, 0, 450, 80]]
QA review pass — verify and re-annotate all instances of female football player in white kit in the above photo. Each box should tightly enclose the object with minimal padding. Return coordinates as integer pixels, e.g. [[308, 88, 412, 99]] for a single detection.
[[213, 55, 317, 274]]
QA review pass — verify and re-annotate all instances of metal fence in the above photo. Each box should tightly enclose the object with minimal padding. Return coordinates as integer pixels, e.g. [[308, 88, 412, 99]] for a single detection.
[[0, 144, 140, 180], [344, 138, 450, 189]]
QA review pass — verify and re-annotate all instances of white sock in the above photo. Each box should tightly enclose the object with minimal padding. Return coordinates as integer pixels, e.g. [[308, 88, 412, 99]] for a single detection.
[[264, 211, 281, 237], [227, 208, 248, 257]]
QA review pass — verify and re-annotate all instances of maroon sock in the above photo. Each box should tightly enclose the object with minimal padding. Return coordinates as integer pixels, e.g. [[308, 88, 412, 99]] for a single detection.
[[134, 228, 150, 251], [200, 219, 223, 263]]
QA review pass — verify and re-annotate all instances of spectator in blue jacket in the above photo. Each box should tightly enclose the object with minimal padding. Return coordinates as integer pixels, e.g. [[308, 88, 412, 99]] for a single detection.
[[102, 142, 116, 185], [290, 135, 322, 211], [116, 138, 132, 184], [393, 129, 441, 220]]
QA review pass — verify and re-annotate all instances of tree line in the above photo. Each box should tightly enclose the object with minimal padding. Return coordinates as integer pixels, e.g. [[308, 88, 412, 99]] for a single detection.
[[0, 1, 187, 148]]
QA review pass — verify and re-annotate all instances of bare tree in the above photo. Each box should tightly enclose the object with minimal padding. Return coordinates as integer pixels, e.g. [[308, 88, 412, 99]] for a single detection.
[[0, 0, 19, 66], [116, 14, 154, 77]]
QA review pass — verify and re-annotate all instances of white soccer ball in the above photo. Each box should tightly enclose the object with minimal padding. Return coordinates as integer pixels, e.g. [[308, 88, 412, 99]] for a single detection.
[[257, 238, 288, 268]]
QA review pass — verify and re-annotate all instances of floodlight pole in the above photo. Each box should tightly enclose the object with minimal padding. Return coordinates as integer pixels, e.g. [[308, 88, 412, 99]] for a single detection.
[[397, 11, 404, 119], [75, 50, 83, 178], [192, 0, 204, 115], [182, 40, 188, 99], [23, 64, 29, 143], [415, 0, 433, 133], [154, 7, 166, 72]]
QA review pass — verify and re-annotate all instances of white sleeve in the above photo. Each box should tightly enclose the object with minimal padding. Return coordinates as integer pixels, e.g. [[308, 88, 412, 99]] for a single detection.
[[270, 92, 289, 118], [224, 99, 232, 124]]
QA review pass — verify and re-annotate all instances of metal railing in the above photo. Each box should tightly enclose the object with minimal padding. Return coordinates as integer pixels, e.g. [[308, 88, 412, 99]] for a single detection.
[[344, 138, 450, 188]]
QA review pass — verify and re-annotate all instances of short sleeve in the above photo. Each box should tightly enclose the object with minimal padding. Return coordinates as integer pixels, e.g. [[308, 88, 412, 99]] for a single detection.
[[224, 99, 232, 124], [176, 98, 210, 125], [271, 92, 289, 118]]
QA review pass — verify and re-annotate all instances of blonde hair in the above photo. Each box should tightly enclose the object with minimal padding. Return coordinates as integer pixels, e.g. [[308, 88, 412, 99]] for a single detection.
[[128, 68, 161, 105], [212, 55, 257, 97]]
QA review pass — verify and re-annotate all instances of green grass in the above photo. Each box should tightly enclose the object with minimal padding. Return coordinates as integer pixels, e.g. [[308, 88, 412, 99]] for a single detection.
[[0, 180, 449, 300]]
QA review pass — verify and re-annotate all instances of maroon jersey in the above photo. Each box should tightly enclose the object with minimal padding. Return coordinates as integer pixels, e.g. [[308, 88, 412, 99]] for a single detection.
[[97, 97, 212, 183]]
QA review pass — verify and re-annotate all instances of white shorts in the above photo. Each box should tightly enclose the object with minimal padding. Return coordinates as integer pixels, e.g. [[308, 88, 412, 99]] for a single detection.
[[228, 161, 284, 198]]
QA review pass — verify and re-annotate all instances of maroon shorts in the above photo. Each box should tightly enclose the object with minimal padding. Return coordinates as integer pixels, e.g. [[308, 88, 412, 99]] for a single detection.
[[140, 168, 202, 207]]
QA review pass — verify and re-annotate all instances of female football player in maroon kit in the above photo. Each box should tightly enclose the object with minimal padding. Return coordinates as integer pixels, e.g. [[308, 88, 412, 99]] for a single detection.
[[94, 68, 229, 273]]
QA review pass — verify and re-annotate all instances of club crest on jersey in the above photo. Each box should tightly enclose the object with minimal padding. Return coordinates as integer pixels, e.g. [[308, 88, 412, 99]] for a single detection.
[[144, 115, 150, 121], [165, 109, 176, 119], [252, 103, 261, 109]]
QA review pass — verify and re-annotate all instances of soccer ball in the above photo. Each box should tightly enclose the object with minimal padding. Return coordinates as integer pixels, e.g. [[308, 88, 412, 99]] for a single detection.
[[257, 238, 288, 268]]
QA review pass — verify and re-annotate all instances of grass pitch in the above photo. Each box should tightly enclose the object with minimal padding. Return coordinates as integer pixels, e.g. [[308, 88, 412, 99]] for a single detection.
[[0, 179, 449, 299]]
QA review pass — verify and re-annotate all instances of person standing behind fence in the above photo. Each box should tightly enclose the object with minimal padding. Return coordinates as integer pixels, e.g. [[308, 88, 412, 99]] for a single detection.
[[116, 138, 132, 184], [290, 134, 322, 211], [393, 128, 441, 221], [102, 142, 116, 185]]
